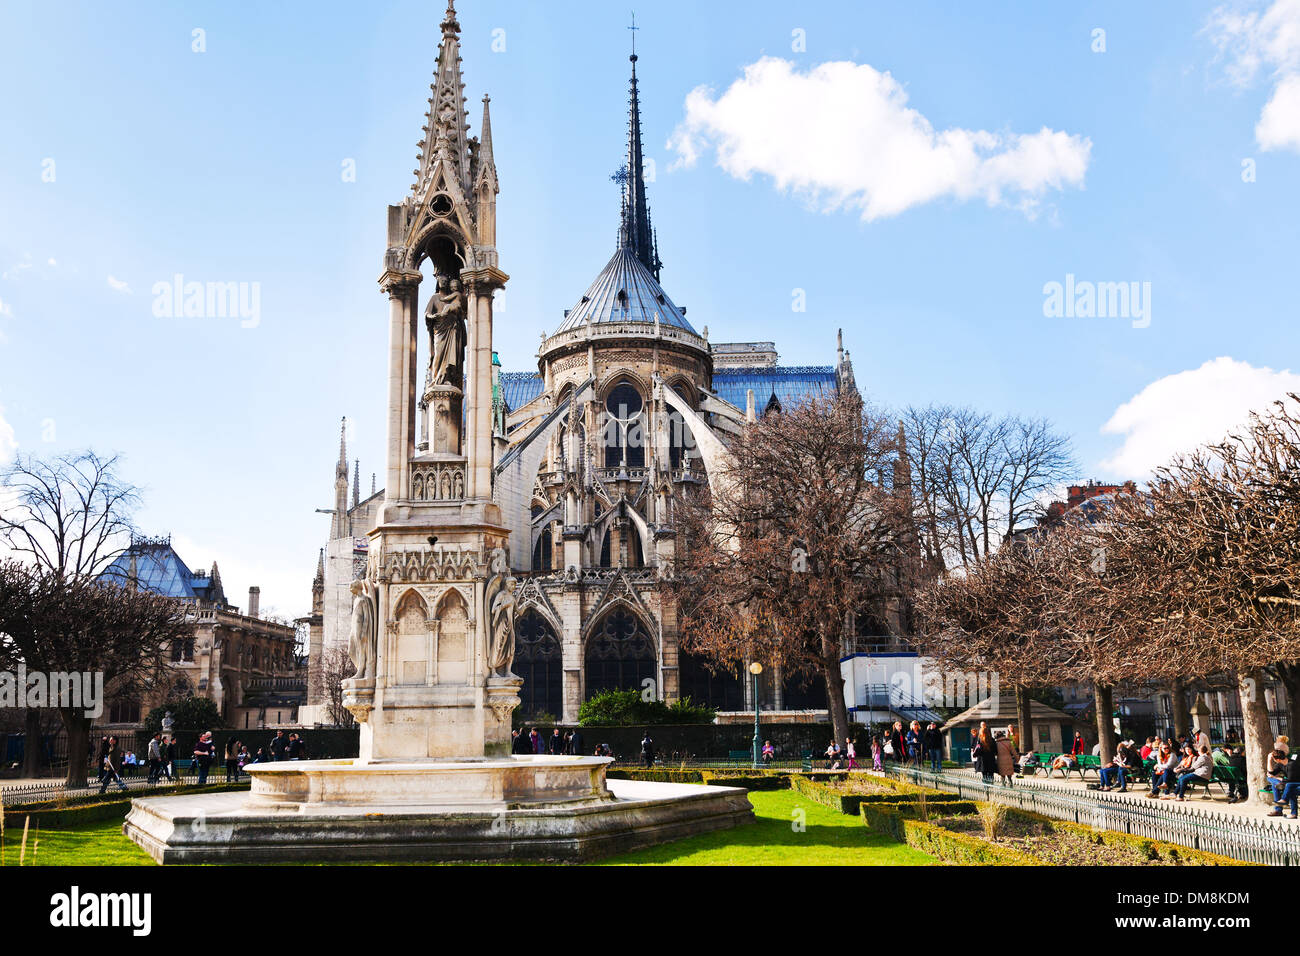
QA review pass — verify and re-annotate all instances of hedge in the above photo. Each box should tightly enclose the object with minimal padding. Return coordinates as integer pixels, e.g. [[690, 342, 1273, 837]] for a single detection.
[[605, 768, 793, 790], [1001, 808, 1252, 867], [3, 782, 250, 829]]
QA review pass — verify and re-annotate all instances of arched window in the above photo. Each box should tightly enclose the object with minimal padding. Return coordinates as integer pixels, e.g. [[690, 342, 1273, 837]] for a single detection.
[[603, 381, 644, 468], [516, 612, 563, 720], [584, 608, 656, 698]]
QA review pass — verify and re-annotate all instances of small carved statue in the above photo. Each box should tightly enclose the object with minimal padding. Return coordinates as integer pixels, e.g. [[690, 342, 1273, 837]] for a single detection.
[[484, 547, 517, 677], [426, 278, 465, 388], [161, 711, 175, 734], [347, 578, 378, 681]]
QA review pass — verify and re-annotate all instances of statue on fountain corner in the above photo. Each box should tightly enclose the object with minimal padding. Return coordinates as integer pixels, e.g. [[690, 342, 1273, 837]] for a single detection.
[[426, 277, 465, 388], [346, 578, 378, 681], [484, 547, 517, 678]]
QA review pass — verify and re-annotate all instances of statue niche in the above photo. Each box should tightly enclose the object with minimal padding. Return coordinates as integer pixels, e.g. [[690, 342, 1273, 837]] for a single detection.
[[422, 275, 466, 456]]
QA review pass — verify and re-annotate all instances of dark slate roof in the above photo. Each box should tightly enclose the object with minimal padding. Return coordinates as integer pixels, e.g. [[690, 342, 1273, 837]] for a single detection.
[[101, 542, 196, 599], [554, 246, 695, 334], [99, 539, 227, 605], [710, 366, 838, 412], [501, 365, 840, 416], [500, 371, 545, 412]]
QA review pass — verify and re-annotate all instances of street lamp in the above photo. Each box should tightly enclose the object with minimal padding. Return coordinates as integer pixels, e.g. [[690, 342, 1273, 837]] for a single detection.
[[749, 661, 764, 769]]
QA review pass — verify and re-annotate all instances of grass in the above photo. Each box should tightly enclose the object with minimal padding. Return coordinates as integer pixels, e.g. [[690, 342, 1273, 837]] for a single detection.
[[5, 789, 936, 867], [4, 819, 155, 867], [592, 789, 936, 866]]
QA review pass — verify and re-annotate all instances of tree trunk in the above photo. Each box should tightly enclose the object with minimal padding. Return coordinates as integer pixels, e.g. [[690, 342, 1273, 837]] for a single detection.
[[21, 707, 43, 778], [1276, 662, 1300, 740], [1238, 669, 1274, 797], [1015, 685, 1034, 757], [1170, 677, 1191, 740], [820, 632, 850, 754], [1094, 684, 1116, 763], [59, 707, 91, 789]]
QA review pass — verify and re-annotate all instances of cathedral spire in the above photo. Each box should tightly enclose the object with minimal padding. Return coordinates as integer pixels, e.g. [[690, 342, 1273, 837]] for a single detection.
[[332, 417, 349, 539], [623, 26, 661, 279]]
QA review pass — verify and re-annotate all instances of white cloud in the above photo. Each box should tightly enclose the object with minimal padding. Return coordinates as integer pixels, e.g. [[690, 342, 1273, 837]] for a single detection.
[[1099, 356, 1300, 477], [0, 297, 12, 317], [107, 275, 132, 294], [1207, 0, 1300, 152], [667, 57, 1091, 221]]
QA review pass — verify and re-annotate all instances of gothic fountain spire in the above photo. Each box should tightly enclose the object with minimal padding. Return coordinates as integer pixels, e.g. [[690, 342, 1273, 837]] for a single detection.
[[410, 0, 472, 203]]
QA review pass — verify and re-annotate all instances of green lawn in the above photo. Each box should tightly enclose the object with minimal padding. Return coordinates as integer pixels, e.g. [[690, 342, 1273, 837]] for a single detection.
[[2, 789, 934, 867], [2, 819, 155, 867], [593, 790, 936, 866]]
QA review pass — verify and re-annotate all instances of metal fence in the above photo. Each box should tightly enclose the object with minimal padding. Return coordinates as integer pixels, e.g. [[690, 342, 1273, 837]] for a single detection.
[[884, 765, 1300, 866], [2, 770, 250, 807]]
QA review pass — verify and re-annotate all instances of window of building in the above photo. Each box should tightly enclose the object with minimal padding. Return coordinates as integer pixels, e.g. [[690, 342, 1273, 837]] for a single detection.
[[603, 381, 644, 468], [584, 608, 656, 698], [516, 612, 563, 720]]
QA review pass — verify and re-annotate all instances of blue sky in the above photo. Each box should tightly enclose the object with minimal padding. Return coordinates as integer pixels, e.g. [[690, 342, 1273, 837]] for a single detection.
[[2, 0, 1299, 616]]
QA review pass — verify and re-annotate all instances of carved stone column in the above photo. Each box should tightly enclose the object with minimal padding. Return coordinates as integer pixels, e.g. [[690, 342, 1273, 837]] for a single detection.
[[379, 270, 421, 503]]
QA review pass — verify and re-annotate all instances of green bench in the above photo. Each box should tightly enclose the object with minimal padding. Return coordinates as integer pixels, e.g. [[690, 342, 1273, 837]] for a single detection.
[[727, 750, 751, 765]]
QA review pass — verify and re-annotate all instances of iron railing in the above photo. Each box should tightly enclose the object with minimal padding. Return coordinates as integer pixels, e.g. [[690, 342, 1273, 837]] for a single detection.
[[883, 764, 1300, 866]]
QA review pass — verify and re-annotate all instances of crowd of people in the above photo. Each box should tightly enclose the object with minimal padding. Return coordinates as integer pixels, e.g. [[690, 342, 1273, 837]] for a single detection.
[[821, 720, 946, 773], [94, 729, 313, 792]]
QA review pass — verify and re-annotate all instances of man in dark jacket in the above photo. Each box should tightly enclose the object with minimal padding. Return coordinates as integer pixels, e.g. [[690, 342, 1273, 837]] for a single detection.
[[569, 728, 584, 756], [923, 723, 944, 773], [640, 732, 655, 768], [549, 728, 563, 754], [270, 730, 288, 761]]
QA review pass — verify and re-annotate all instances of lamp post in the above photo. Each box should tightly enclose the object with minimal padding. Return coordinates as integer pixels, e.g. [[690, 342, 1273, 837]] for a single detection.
[[749, 661, 763, 769]]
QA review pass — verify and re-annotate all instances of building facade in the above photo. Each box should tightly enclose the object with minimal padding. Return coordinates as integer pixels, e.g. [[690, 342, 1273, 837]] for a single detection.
[[304, 8, 874, 726], [100, 536, 304, 731]]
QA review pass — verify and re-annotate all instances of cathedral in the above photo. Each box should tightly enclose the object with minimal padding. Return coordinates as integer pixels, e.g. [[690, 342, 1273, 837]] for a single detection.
[[303, 4, 859, 727]]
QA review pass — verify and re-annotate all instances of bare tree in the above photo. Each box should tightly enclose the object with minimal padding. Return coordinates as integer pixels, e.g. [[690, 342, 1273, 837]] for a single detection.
[[1, 451, 139, 577], [902, 404, 1074, 572], [0, 560, 187, 786], [310, 645, 357, 728], [672, 395, 917, 749]]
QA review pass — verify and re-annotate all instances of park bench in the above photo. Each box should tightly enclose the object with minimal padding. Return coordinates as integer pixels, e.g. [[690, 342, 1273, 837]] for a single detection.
[[1180, 766, 1239, 798], [1076, 754, 1101, 779], [800, 750, 813, 772], [727, 750, 751, 765]]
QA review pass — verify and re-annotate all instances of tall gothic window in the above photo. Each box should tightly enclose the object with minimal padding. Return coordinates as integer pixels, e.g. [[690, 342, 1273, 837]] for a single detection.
[[516, 612, 563, 719], [603, 381, 644, 468], [667, 383, 696, 470], [584, 608, 656, 697]]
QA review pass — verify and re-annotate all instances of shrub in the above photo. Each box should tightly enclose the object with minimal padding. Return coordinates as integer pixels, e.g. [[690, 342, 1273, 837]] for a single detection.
[[143, 695, 223, 734], [577, 690, 717, 727]]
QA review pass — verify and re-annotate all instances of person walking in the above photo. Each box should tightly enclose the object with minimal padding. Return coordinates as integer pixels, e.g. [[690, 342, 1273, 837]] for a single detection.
[[972, 725, 998, 785], [569, 727, 584, 756], [146, 733, 163, 784], [225, 737, 241, 782], [994, 731, 1017, 786], [640, 731, 656, 769], [99, 735, 128, 794], [845, 737, 858, 770], [549, 728, 563, 755], [162, 737, 176, 781], [924, 722, 944, 773], [871, 735, 883, 771], [193, 732, 216, 785], [906, 721, 921, 766], [270, 730, 288, 761], [888, 721, 905, 764]]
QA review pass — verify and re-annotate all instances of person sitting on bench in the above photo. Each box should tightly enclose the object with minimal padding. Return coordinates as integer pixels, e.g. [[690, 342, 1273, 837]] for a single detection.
[[1048, 753, 1077, 777], [1173, 746, 1213, 801], [1145, 743, 1179, 798], [1269, 751, 1300, 819], [1099, 742, 1135, 792]]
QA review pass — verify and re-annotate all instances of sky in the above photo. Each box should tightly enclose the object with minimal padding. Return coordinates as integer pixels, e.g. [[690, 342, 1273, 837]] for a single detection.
[[2, 0, 1300, 618]]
